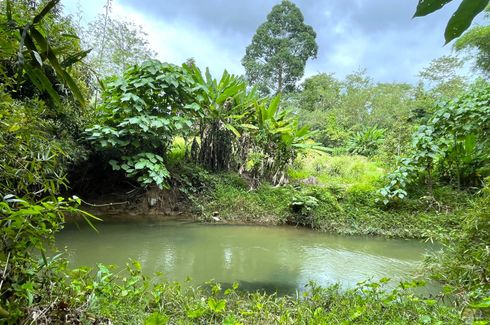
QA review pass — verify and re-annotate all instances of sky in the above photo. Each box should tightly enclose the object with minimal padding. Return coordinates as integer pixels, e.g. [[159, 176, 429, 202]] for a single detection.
[[64, 0, 477, 85]]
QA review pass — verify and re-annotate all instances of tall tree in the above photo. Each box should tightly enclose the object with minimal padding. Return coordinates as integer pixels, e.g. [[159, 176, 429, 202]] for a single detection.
[[297, 73, 341, 112], [241, 0, 318, 95], [454, 7, 490, 76], [84, 12, 156, 78], [418, 55, 467, 99]]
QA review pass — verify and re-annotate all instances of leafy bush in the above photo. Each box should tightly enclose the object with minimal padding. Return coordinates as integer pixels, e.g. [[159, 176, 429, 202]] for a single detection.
[[0, 92, 87, 198], [347, 126, 386, 156], [381, 82, 490, 203], [427, 191, 490, 318], [188, 67, 257, 171], [86, 60, 200, 188], [0, 0, 88, 106], [0, 195, 99, 322], [189, 66, 325, 185], [250, 96, 326, 185]]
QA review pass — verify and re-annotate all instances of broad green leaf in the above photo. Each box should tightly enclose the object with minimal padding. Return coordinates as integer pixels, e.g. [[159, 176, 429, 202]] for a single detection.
[[444, 0, 488, 44], [25, 68, 61, 105], [295, 126, 310, 138], [240, 123, 259, 130], [61, 49, 92, 68], [29, 27, 85, 104], [224, 124, 241, 137], [413, 0, 454, 17], [134, 161, 147, 170], [61, 70, 86, 105], [267, 95, 281, 119]]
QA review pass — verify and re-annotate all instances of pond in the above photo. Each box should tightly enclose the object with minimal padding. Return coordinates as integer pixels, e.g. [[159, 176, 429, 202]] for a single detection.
[[56, 220, 436, 295]]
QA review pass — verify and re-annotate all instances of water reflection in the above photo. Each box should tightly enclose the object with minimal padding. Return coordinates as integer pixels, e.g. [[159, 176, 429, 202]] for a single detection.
[[56, 222, 433, 295]]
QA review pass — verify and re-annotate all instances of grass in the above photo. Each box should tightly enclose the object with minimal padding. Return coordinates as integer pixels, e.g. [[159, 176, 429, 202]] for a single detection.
[[197, 154, 470, 240], [289, 153, 385, 191]]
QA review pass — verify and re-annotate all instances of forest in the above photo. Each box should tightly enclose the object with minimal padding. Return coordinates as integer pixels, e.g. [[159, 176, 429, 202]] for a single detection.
[[0, 0, 489, 323]]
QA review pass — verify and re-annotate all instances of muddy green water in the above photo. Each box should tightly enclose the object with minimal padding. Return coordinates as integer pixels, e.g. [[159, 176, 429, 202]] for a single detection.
[[56, 220, 435, 295]]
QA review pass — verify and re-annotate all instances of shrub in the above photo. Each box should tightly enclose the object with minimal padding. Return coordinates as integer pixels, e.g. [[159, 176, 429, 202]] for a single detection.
[[346, 126, 386, 157], [427, 191, 490, 319], [86, 60, 200, 189]]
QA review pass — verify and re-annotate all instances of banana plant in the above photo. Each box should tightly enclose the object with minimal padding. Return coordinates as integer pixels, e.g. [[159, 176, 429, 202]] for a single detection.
[[188, 66, 259, 170], [251, 95, 327, 184]]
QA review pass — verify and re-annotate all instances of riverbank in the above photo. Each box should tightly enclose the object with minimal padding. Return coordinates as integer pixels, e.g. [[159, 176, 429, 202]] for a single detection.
[[33, 266, 462, 324], [78, 164, 470, 241], [50, 162, 487, 324], [196, 172, 469, 240]]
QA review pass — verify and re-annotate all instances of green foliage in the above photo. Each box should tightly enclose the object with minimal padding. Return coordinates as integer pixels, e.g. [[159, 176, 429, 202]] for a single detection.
[[347, 126, 386, 157], [4, 257, 463, 324], [455, 21, 490, 76], [84, 12, 156, 78], [413, 0, 489, 44], [295, 73, 341, 112], [426, 192, 490, 319], [242, 0, 318, 95], [292, 70, 416, 154], [381, 82, 490, 202], [418, 55, 467, 99], [289, 153, 385, 190], [199, 169, 467, 239], [250, 96, 326, 185], [86, 60, 199, 188], [0, 1, 91, 200], [0, 0, 87, 105], [0, 91, 87, 198], [0, 195, 99, 322], [110, 153, 170, 189], [186, 66, 324, 184], [290, 193, 319, 217], [188, 66, 257, 171], [0, 2, 486, 324]]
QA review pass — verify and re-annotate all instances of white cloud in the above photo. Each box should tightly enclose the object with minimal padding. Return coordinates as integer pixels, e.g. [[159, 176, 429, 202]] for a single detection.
[[62, 0, 477, 84], [69, 0, 245, 76]]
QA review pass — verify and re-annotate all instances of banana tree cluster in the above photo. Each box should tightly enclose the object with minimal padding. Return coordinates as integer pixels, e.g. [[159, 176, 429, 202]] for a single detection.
[[251, 97, 326, 185], [187, 66, 257, 171], [188, 65, 325, 186], [87, 60, 325, 188]]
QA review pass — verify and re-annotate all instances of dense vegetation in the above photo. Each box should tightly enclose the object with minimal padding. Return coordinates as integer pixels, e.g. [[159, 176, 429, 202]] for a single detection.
[[0, 0, 489, 323]]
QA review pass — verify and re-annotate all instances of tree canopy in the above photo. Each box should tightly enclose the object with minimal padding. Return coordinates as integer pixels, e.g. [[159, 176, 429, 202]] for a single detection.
[[241, 0, 318, 95], [84, 13, 156, 78], [454, 7, 490, 76]]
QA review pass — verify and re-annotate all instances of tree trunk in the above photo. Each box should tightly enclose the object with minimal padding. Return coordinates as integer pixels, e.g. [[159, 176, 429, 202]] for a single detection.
[[277, 65, 283, 94]]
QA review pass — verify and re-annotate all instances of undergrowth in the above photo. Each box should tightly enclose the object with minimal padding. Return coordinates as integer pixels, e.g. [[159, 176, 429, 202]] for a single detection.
[[199, 170, 469, 240], [5, 259, 465, 324]]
